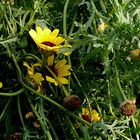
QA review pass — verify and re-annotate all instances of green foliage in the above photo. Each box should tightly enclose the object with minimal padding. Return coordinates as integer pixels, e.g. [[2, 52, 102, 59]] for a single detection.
[[0, 0, 140, 139]]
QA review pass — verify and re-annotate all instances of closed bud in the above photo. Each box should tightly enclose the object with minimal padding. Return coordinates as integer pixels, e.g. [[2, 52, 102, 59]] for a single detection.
[[63, 95, 81, 111]]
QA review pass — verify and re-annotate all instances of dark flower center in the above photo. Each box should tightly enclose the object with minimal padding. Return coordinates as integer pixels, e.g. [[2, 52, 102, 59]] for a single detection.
[[42, 41, 56, 47], [82, 115, 91, 122], [45, 66, 58, 77]]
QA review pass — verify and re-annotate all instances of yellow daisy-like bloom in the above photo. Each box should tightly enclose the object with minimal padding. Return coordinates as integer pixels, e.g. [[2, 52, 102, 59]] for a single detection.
[[0, 82, 3, 88], [98, 21, 108, 32], [46, 55, 71, 86], [29, 26, 72, 55], [23, 62, 44, 92], [79, 108, 100, 123]]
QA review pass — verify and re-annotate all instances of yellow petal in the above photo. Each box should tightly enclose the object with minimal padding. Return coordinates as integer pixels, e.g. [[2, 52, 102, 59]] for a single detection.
[[54, 37, 65, 45], [57, 65, 71, 77], [33, 73, 44, 85], [43, 28, 51, 35], [23, 62, 34, 75], [46, 76, 58, 86], [63, 50, 71, 56], [0, 82, 3, 88], [36, 26, 43, 37], [49, 29, 59, 42], [58, 70, 70, 77], [55, 59, 67, 70], [47, 55, 54, 66], [92, 115, 100, 123], [37, 85, 41, 93], [57, 77, 68, 84], [29, 29, 40, 44], [29, 29, 37, 39], [91, 110, 100, 123], [33, 63, 42, 67], [82, 108, 89, 115], [42, 28, 52, 42]]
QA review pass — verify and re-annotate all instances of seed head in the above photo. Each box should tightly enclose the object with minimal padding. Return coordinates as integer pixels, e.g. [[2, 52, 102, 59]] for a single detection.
[[119, 100, 136, 116], [63, 95, 81, 111]]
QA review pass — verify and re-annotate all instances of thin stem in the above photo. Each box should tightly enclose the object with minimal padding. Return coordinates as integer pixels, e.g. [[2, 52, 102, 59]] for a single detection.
[[63, 0, 71, 95], [84, 93, 92, 123], [0, 97, 12, 121], [61, 85, 69, 96], [115, 130, 132, 140], [21, 53, 42, 63], [21, 81, 91, 126], [0, 88, 24, 96], [27, 97, 53, 140], [107, 80, 118, 119], [6, 44, 23, 82], [3, 13, 15, 35], [90, 0, 106, 19], [68, 10, 78, 36], [66, 116, 80, 139], [114, 62, 127, 102], [17, 95, 26, 130], [63, 0, 70, 36], [0, 34, 18, 44], [72, 72, 82, 87], [131, 116, 140, 140], [46, 118, 59, 140], [19, 0, 41, 35]]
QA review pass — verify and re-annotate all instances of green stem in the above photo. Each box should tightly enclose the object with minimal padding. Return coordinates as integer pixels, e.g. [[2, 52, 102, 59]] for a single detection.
[[17, 95, 26, 130], [19, 0, 41, 35], [3, 13, 15, 35], [63, 0, 71, 95], [131, 116, 140, 140], [99, 0, 107, 13], [68, 10, 78, 36], [107, 80, 118, 119], [0, 88, 24, 96], [93, 96, 103, 120], [72, 72, 82, 87], [6, 45, 23, 82], [63, 0, 70, 36], [84, 93, 92, 123], [46, 118, 59, 140], [66, 116, 80, 139], [0, 97, 12, 121], [27, 97, 53, 140], [90, 0, 106, 19], [114, 62, 127, 102], [0, 34, 18, 44], [21, 53, 42, 63], [115, 130, 130, 140], [116, 76, 127, 101], [21, 82, 91, 126], [61, 85, 69, 96]]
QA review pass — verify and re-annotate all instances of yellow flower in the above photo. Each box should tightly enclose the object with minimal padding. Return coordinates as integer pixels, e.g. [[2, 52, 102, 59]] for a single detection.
[[29, 26, 72, 55], [23, 62, 44, 92], [130, 49, 140, 60], [46, 55, 71, 86], [0, 82, 3, 88], [79, 108, 100, 123], [98, 21, 108, 32]]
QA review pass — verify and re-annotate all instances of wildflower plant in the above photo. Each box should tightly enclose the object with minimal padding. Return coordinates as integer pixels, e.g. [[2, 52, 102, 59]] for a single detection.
[[0, 0, 140, 139]]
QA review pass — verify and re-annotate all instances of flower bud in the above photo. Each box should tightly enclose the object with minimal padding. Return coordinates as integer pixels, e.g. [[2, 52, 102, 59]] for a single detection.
[[119, 100, 136, 116], [63, 95, 81, 111]]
